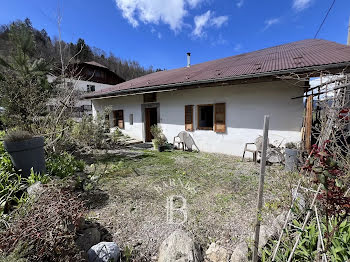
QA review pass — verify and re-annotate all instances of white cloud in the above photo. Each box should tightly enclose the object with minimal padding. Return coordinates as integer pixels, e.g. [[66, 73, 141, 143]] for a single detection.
[[187, 0, 203, 8], [211, 16, 229, 27], [236, 0, 244, 8], [157, 32, 162, 39], [115, 0, 203, 31], [263, 18, 280, 31], [193, 11, 229, 37], [193, 10, 212, 37], [292, 0, 312, 11]]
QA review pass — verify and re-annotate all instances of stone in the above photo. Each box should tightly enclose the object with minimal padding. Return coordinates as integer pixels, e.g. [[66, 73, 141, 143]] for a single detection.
[[76, 227, 101, 252], [88, 242, 120, 262], [27, 181, 44, 197], [205, 242, 229, 262], [258, 225, 276, 250], [158, 229, 202, 262], [230, 242, 248, 262]]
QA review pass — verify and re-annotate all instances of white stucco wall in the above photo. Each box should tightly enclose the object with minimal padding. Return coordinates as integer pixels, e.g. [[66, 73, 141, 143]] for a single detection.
[[47, 75, 115, 109], [92, 80, 304, 156]]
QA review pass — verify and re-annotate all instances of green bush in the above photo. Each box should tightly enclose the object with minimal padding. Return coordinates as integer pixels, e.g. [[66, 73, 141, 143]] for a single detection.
[[0, 152, 26, 217], [26, 168, 50, 186], [46, 152, 85, 179], [262, 217, 350, 261], [71, 115, 106, 148]]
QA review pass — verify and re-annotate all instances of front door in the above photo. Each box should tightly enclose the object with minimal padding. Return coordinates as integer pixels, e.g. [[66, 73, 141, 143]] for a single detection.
[[145, 107, 158, 142]]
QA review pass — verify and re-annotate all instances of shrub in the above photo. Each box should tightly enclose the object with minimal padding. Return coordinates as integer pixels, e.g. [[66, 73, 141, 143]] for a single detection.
[[285, 142, 298, 150], [262, 217, 350, 261], [26, 168, 50, 186], [0, 146, 26, 217], [71, 115, 105, 148], [150, 125, 166, 147], [0, 184, 86, 262], [3, 130, 33, 143], [46, 152, 85, 179]]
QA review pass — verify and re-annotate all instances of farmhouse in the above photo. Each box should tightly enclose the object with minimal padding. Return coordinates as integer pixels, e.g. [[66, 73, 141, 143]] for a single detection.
[[85, 39, 350, 156], [48, 61, 124, 118]]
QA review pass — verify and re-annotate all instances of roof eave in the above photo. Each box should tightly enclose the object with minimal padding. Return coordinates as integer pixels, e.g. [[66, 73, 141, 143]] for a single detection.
[[84, 61, 350, 100]]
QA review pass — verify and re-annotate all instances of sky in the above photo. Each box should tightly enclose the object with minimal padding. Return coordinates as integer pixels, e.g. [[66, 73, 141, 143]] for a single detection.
[[1, 0, 350, 70]]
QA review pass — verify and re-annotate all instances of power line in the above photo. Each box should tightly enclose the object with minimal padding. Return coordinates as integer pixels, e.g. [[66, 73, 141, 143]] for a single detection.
[[314, 0, 336, 39]]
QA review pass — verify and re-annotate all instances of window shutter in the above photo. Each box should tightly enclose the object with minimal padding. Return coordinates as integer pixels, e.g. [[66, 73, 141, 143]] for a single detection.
[[185, 105, 194, 131], [214, 103, 226, 133]]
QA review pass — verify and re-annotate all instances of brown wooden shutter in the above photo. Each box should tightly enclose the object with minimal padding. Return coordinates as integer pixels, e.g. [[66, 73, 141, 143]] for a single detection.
[[185, 105, 194, 131], [214, 103, 226, 133]]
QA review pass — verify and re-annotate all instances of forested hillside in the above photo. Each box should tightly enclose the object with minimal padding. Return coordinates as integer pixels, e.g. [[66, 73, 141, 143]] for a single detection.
[[0, 18, 155, 81]]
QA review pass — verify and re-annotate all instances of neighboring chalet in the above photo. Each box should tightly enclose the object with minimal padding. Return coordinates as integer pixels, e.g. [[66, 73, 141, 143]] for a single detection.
[[85, 39, 350, 156], [48, 61, 124, 117]]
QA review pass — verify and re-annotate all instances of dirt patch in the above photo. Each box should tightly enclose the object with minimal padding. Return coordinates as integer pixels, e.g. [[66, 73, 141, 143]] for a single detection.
[[86, 148, 294, 260]]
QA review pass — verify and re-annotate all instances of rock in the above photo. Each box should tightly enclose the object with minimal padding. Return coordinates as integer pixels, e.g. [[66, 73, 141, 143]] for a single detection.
[[87, 242, 120, 262], [27, 181, 44, 197], [158, 229, 202, 262], [292, 188, 306, 211], [272, 211, 287, 233], [230, 242, 248, 262], [76, 227, 101, 251], [258, 225, 276, 250], [205, 242, 229, 262]]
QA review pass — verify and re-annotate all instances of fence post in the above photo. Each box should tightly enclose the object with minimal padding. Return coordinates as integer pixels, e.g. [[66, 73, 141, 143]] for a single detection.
[[252, 115, 270, 262]]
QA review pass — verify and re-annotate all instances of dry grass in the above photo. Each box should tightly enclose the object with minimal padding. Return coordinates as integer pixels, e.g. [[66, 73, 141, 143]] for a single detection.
[[85, 148, 295, 260]]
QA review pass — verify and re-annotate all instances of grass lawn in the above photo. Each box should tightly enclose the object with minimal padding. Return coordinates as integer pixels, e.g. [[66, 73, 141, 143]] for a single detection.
[[84, 148, 294, 260]]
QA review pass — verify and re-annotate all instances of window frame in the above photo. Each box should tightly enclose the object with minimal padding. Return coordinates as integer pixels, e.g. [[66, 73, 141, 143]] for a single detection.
[[197, 104, 214, 130], [113, 110, 124, 129]]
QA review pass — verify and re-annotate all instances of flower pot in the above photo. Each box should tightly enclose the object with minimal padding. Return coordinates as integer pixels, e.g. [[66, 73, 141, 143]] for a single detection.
[[158, 145, 165, 152], [284, 148, 298, 172], [4, 136, 46, 177]]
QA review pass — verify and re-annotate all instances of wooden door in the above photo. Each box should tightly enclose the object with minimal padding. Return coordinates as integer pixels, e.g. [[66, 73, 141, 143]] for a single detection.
[[145, 107, 157, 142]]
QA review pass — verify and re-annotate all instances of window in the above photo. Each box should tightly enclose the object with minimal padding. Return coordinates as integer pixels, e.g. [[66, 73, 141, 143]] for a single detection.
[[87, 85, 95, 92], [196, 103, 226, 132], [129, 114, 134, 125], [82, 105, 92, 111], [143, 93, 157, 103], [113, 110, 124, 129], [184, 105, 194, 131], [197, 105, 213, 130]]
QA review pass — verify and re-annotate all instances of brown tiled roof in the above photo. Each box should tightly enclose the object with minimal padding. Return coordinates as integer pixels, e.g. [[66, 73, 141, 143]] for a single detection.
[[86, 39, 350, 98], [82, 61, 108, 69]]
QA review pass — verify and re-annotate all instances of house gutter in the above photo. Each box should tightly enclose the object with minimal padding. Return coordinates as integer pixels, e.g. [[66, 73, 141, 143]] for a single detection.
[[84, 61, 350, 100]]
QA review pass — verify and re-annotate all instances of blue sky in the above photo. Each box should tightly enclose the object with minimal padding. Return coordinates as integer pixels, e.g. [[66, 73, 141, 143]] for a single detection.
[[1, 0, 350, 70]]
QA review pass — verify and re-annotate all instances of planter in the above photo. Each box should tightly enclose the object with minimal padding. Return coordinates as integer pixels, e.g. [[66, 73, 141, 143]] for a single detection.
[[158, 145, 166, 152], [4, 136, 46, 177], [284, 148, 298, 172]]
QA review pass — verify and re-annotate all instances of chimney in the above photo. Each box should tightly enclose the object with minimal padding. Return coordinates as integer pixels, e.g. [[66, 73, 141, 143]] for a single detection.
[[348, 17, 350, 45], [187, 52, 191, 67]]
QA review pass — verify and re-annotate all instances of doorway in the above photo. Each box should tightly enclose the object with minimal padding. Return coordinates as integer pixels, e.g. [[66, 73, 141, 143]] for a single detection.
[[145, 107, 158, 142]]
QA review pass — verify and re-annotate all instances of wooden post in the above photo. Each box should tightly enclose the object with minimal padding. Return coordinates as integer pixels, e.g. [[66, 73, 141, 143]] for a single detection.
[[252, 115, 270, 262]]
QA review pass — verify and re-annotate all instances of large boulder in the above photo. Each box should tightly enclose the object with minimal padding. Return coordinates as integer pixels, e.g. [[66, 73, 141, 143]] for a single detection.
[[76, 227, 101, 251], [158, 229, 203, 262], [230, 242, 248, 262], [87, 242, 120, 262], [205, 242, 229, 262]]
